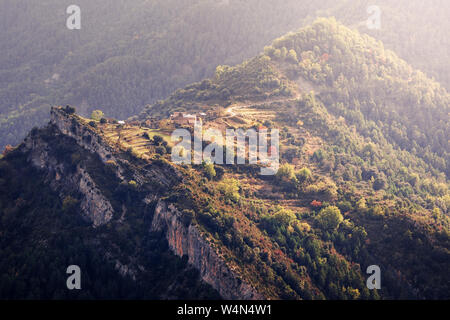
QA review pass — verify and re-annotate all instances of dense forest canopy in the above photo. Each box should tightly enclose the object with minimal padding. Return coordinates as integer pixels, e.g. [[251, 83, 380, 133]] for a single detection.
[[265, 18, 450, 178]]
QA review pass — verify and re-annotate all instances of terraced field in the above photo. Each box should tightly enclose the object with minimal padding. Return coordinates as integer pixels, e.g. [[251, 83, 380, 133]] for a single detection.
[[99, 123, 173, 160]]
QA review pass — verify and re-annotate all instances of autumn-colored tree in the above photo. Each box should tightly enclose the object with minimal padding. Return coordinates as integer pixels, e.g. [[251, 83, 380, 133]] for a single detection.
[[311, 200, 322, 208], [2, 145, 14, 156]]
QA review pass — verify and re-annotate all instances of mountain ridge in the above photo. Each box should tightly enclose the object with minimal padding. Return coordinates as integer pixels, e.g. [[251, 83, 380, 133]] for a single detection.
[[0, 18, 449, 300]]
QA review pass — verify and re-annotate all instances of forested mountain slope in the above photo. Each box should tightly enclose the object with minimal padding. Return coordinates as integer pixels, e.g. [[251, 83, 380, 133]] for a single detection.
[[138, 19, 450, 298], [6, 19, 446, 300], [0, 8, 449, 300], [323, 0, 450, 90]]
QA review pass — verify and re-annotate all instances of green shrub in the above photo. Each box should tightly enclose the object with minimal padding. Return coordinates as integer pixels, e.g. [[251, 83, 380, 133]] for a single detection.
[[128, 180, 137, 188], [153, 135, 164, 145], [337, 200, 353, 213], [217, 178, 240, 203], [316, 206, 343, 231], [203, 163, 216, 180], [296, 167, 312, 182], [91, 110, 104, 121], [64, 105, 76, 114], [156, 146, 166, 155]]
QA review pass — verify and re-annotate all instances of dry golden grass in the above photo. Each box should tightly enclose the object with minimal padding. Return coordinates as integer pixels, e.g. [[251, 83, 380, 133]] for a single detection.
[[98, 123, 174, 159]]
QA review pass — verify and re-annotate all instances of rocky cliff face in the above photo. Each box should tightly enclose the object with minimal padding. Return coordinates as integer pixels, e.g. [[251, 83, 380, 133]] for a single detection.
[[51, 107, 183, 191], [20, 107, 264, 299], [22, 125, 114, 227], [50, 107, 125, 178], [152, 200, 263, 300]]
